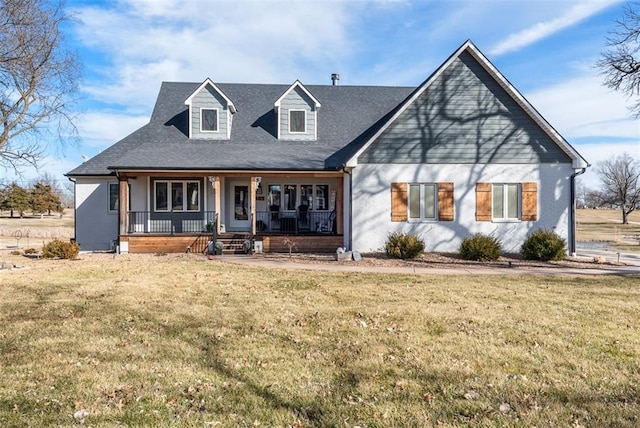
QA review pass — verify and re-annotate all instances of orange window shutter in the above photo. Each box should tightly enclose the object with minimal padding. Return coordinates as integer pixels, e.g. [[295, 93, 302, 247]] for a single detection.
[[476, 182, 492, 221], [521, 182, 538, 221], [438, 182, 454, 221], [391, 182, 408, 222]]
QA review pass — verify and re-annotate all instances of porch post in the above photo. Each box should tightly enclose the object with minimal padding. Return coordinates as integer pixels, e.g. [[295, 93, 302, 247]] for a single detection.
[[213, 177, 221, 234], [336, 175, 343, 235], [118, 175, 129, 236], [250, 177, 259, 235]]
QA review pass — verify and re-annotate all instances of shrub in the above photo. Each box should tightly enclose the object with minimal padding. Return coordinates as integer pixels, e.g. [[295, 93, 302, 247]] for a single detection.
[[521, 229, 566, 261], [385, 232, 425, 259], [24, 248, 38, 254], [459, 233, 501, 261], [41, 238, 80, 259]]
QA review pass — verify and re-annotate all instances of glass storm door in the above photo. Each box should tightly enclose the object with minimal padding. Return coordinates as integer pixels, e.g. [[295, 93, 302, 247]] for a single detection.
[[229, 182, 250, 230]]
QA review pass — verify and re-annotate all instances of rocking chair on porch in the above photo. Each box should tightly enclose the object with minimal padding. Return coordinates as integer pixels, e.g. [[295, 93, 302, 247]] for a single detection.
[[316, 210, 336, 234]]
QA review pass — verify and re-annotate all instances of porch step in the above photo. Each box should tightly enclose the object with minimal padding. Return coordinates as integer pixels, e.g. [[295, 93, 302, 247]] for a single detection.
[[217, 233, 251, 255]]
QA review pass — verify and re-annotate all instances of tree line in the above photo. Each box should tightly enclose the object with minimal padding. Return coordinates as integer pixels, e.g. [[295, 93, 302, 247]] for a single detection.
[[0, 179, 69, 218], [577, 152, 640, 225]]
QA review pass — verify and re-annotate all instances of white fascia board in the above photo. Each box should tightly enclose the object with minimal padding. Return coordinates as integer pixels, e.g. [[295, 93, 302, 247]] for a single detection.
[[184, 78, 237, 113], [274, 80, 322, 108]]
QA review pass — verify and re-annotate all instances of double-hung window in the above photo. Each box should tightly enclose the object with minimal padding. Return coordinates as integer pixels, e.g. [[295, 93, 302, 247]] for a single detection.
[[409, 183, 437, 220], [155, 180, 200, 212], [492, 183, 519, 220], [201, 108, 218, 132]]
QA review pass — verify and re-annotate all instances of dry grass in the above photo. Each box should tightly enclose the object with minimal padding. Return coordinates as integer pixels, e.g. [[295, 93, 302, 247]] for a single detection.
[[0, 211, 74, 249], [0, 253, 638, 427]]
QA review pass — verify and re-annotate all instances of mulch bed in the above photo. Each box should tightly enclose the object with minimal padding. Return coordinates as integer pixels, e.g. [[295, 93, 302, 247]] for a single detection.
[[257, 251, 625, 270]]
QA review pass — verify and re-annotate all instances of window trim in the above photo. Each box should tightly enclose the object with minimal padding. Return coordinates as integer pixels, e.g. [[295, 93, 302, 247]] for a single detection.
[[492, 183, 521, 222], [108, 182, 119, 213], [200, 108, 219, 133], [408, 183, 437, 221], [289, 109, 307, 134], [154, 180, 201, 212]]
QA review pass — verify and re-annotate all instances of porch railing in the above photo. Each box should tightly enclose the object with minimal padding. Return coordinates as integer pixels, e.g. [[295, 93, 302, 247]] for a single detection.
[[127, 211, 217, 234], [255, 210, 335, 234], [125, 210, 335, 235]]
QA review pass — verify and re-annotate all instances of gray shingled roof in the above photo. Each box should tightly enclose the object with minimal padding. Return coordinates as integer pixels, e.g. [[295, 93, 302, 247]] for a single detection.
[[67, 82, 414, 176]]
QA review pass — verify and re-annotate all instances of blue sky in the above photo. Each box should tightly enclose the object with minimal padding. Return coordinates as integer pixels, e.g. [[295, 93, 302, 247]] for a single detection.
[[4, 0, 639, 188]]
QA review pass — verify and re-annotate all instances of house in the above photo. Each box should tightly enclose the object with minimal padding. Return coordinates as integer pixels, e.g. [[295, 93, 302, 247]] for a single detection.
[[66, 40, 588, 255]]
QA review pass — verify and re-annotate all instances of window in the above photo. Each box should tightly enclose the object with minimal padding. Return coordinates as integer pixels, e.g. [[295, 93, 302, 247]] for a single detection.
[[476, 182, 537, 222], [284, 184, 297, 210], [266, 183, 329, 212], [108, 183, 119, 212], [315, 185, 328, 210], [492, 183, 519, 220], [300, 185, 313, 209], [154, 180, 200, 212], [409, 184, 436, 220], [201, 108, 218, 132], [172, 182, 184, 211], [268, 184, 281, 207], [186, 182, 199, 211], [391, 182, 454, 222], [289, 110, 306, 133]]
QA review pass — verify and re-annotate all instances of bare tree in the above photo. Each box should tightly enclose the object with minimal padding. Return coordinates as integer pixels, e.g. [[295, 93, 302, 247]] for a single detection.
[[596, 1, 640, 117], [595, 152, 640, 224], [0, 0, 79, 172]]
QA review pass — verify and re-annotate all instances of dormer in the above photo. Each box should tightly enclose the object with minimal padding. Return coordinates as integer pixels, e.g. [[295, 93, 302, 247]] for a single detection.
[[274, 80, 321, 141], [185, 78, 236, 140]]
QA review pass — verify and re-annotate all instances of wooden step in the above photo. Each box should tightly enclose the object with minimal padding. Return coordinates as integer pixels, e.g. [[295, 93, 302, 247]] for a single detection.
[[216, 233, 251, 254]]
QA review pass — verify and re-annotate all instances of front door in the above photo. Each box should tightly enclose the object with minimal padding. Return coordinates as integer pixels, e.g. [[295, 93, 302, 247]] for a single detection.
[[228, 181, 251, 231]]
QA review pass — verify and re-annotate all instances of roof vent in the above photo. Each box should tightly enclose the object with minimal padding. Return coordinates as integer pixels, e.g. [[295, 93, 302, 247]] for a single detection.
[[331, 73, 339, 86]]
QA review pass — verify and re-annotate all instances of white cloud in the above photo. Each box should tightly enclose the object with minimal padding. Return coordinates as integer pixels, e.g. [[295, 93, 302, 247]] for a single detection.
[[575, 142, 640, 189], [526, 72, 639, 189], [526, 74, 639, 141], [76, 112, 149, 149], [72, 1, 353, 109], [490, 0, 621, 56]]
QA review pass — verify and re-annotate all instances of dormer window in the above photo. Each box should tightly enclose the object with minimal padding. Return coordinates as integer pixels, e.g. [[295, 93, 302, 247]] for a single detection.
[[275, 80, 321, 141], [289, 110, 306, 133], [201, 108, 219, 132], [185, 78, 236, 140]]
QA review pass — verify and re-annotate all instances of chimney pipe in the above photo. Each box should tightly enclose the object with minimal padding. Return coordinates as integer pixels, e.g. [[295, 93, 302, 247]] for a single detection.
[[331, 73, 339, 86]]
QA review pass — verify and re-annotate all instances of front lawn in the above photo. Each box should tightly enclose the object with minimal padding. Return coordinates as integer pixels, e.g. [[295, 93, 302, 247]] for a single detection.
[[0, 254, 638, 426]]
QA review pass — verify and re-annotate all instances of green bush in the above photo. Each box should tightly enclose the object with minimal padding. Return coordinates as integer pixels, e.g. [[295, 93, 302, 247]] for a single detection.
[[42, 238, 80, 259], [385, 232, 425, 259], [459, 233, 502, 261], [521, 229, 566, 261]]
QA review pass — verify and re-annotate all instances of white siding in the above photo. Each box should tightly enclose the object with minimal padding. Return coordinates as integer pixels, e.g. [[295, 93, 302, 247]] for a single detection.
[[74, 178, 119, 251], [350, 163, 573, 253]]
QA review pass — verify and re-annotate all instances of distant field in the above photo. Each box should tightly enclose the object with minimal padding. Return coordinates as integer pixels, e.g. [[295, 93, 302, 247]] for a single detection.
[[577, 208, 640, 251], [0, 210, 74, 248]]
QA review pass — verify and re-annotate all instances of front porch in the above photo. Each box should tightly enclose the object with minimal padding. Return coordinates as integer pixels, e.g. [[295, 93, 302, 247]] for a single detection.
[[115, 172, 346, 254], [120, 233, 344, 254]]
